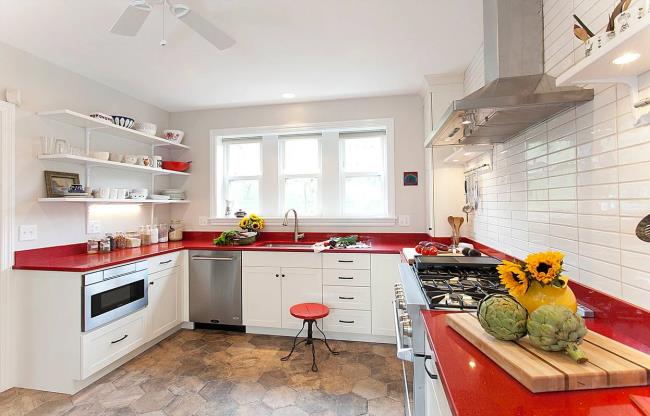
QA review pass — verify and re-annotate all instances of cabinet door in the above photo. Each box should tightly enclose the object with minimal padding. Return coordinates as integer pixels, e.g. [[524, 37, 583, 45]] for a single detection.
[[149, 267, 181, 339], [281, 268, 322, 329], [242, 267, 282, 328], [370, 254, 401, 337]]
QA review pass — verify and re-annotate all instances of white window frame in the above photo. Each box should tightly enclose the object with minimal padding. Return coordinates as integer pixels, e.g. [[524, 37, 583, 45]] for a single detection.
[[278, 135, 323, 217], [222, 137, 264, 215], [210, 118, 395, 227]]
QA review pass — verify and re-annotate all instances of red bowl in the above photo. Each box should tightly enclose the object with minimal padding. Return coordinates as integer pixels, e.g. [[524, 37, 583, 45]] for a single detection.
[[161, 161, 191, 172]]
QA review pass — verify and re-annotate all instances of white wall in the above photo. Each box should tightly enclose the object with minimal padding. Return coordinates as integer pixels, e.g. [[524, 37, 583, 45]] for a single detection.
[[0, 41, 172, 250], [169, 95, 426, 233], [465, 0, 650, 309]]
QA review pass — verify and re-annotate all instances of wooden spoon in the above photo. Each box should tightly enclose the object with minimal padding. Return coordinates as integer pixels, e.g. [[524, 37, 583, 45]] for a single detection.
[[574, 24, 590, 42]]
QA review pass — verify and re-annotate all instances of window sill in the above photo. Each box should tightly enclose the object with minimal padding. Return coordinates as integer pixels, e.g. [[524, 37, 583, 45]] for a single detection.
[[208, 216, 397, 227]]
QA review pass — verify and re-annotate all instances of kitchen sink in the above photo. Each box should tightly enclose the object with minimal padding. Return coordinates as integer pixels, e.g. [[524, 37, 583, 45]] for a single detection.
[[263, 243, 314, 248]]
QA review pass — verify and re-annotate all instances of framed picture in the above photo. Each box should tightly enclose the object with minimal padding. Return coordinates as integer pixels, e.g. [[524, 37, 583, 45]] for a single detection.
[[403, 171, 418, 186], [44, 171, 80, 197]]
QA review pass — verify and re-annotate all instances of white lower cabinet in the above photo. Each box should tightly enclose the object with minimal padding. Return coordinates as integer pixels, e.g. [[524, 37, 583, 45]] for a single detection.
[[81, 309, 147, 379], [242, 266, 283, 328], [148, 266, 182, 339], [323, 309, 371, 334], [370, 254, 401, 336], [281, 268, 323, 329], [424, 338, 452, 416]]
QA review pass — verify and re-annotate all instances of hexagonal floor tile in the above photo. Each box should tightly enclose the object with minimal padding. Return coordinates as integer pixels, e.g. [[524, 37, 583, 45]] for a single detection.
[[262, 386, 298, 409], [352, 378, 387, 400], [230, 382, 267, 405]]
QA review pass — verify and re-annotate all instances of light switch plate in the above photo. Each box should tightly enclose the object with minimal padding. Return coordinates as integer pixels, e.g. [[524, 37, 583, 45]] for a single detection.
[[19, 225, 37, 241], [87, 220, 101, 234], [198, 216, 208, 226], [398, 215, 410, 227]]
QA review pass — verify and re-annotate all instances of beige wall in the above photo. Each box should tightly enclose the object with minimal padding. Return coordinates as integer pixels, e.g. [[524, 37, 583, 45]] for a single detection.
[[0, 41, 171, 250], [465, 0, 650, 309], [169, 95, 426, 233]]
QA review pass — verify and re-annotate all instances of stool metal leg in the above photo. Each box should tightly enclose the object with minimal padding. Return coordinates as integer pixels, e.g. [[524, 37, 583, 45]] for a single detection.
[[310, 337, 318, 372], [314, 320, 339, 355], [281, 319, 307, 362]]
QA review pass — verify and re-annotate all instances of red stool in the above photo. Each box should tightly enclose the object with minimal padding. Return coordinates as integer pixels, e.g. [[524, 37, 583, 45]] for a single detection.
[[281, 303, 339, 371]]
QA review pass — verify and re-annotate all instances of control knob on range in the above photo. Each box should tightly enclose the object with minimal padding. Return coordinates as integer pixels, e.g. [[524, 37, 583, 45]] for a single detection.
[[401, 316, 413, 337], [396, 294, 406, 310]]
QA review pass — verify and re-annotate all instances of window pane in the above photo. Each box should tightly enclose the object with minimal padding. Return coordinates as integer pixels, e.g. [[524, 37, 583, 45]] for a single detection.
[[282, 138, 320, 174], [343, 176, 384, 216], [227, 142, 261, 177], [342, 137, 384, 173], [228, 180, 260, 214], [284, 177, 319, 216]]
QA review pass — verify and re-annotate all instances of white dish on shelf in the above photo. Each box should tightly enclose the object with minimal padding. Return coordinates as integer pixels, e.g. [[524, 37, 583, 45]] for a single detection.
[[90, 151, 110, 161], [134, 122, 157, 136], [150, 194, 171, 200]]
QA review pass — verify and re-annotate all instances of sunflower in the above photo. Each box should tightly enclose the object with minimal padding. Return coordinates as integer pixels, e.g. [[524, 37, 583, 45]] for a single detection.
[[497, 261, 529, 297], [249, 214, 260, 221], [239, 218, 249, 229], [525, 251, 564, 284], [251, 222, 260, 230]]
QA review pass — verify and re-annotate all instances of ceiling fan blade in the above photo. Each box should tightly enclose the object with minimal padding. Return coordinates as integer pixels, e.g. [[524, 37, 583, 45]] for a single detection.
[[110, 2, 152, 36], [172, 4, 235, 50]]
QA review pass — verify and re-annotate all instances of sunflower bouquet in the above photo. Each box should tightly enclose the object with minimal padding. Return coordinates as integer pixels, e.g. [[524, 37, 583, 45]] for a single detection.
[[497, 251, 567, 298], [239, 213, 265, 233]]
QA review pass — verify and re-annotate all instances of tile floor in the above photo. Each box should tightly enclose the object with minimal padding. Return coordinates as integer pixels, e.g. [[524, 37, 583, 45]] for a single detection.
[[0, 329, 409, 415]]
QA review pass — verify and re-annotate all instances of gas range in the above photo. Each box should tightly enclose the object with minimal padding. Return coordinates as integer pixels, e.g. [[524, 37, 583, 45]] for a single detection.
[[413, 256, 506, 310]]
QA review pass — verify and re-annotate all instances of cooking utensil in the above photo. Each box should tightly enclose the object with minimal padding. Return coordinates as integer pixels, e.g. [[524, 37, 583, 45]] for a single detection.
[[462, 177, 474, 221], [636, 215, 650, 242], [448, 216, 464, 250], [574, 24, 590, 42], [608, 0, 628, 32], [573, 14, 595, 37]]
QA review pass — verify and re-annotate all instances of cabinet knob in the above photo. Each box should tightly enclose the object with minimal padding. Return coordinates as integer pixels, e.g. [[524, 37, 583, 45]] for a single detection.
[[281, 274, 285, 277], [275, 274, 279, 277], [149, 282, 154, 285]]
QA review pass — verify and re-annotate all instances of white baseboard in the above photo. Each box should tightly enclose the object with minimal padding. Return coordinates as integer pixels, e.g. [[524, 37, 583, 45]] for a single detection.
[[245, 326, 395, 344]]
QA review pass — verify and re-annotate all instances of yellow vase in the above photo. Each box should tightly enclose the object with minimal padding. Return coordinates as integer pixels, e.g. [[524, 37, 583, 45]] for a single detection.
[[513, 279, 577, 314]]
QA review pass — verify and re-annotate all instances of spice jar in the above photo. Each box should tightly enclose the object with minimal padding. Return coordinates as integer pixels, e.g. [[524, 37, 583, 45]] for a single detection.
[[169, 219, 184, 241], [86, 240, 99, 254], [99, 238, 111, 253], [158, 223, 169, 243], [150, 224, 159, 244]]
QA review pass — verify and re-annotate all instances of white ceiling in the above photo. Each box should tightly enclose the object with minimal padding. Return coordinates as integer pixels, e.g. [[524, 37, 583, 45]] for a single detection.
[[0, 0, 483, 112]]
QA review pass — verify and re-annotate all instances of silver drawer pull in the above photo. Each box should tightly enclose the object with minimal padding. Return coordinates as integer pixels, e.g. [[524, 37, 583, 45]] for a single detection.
[[339, 320, 355, 324], [110, 334, 128, 344], [159, 259, 172, 265], [339, 296, 355, 300], [192, 256, 234, 261], [338, 276, 354, 280], [338, 260, 354, 263]]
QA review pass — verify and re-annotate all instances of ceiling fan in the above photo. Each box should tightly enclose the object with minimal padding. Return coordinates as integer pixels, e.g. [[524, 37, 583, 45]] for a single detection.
[[110, 0, 235, 50]]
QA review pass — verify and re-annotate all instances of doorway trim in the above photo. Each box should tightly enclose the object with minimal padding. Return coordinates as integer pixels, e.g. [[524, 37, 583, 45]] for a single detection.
[[0, 100, 16, 392]]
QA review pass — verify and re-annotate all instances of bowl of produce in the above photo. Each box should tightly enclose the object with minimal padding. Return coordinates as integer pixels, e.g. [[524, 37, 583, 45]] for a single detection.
[[161, 160, 191, 172], [111, 115, 135, 128], [415, 241, 448, 255], [163, 129, 184, 144]]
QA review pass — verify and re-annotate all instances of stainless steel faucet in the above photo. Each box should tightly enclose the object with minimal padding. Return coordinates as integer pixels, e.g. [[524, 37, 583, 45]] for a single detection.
[[283, 209, 304, 242]]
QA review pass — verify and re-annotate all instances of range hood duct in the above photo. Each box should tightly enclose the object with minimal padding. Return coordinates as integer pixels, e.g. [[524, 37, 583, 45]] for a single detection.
[[429, 0, 593, 146]]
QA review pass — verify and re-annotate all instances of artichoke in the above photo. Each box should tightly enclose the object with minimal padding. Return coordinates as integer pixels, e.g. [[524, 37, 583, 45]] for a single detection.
[[477, 294, 528, 341], [527, 304, 588, 363]]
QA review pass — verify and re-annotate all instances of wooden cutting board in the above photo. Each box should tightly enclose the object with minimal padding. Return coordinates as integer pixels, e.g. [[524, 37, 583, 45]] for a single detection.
[[446, 313, 650, 393]]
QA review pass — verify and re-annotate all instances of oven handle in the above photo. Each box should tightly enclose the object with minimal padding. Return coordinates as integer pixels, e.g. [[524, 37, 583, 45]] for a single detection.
[[424, 355, 438, 379], [400, 360, 413, 416], [192, 256, 234, 261], [392, 299, 414, 362]]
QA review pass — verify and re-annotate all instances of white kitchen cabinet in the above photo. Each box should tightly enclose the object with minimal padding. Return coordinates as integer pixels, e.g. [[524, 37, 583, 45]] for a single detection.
[[424, 337, 452, 416], [242, 266, 283, 328], [323, 285, 371, 310], [281, 268, 323, 329], [370, 254, 401, 337], [323, 309, 371, 334], [148, 266, 182, 339]]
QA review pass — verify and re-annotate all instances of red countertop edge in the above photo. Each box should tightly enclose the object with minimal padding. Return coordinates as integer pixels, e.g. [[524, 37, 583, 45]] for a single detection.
[[419, 240, 650, 416], [13, 231, 442, 272]]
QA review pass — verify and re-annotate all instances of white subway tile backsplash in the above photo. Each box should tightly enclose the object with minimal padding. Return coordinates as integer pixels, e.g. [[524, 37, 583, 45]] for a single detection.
[[466, 0, 650, 309]]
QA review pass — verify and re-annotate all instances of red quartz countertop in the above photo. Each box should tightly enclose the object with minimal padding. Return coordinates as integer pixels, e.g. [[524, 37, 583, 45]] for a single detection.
[[422, 268, 650, 416], [13, 232, 440, 272]]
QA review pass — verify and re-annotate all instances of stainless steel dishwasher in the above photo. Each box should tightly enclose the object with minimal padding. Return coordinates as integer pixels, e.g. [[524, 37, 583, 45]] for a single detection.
[[189, 250, 242, 326]]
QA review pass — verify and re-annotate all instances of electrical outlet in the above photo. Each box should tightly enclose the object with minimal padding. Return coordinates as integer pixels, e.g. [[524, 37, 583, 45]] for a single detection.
[[87, 220, 101, 234], [198, 216, 208, 226], [19, 225, 37, 241], [398, 215, 410, 227]]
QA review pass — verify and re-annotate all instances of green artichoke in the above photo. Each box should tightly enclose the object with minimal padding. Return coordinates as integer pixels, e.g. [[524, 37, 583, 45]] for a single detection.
[[477, 294, 528, 341], [527, 304, 588, 363]]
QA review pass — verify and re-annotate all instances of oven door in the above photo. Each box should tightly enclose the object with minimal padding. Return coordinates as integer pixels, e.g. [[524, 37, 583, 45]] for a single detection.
[[393, 299, 414, 416], [83, 270, 148, 332]]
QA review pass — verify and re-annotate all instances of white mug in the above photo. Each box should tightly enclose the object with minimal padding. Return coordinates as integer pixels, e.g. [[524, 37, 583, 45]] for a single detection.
[[98, 187, 111, 199]]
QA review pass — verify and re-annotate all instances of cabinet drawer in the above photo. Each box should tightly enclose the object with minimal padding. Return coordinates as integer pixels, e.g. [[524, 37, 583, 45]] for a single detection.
[[148, 251, 182, 274], [81, 310, 146, 379], [322, 253, 370, 270], [323, 309, 371, 334], [323, 286, 371, 310], [322, 269, 370, 286], [243, 251, 321, 268]]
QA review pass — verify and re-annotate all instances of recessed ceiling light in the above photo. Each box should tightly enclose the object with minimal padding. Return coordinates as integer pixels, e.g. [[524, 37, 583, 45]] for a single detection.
[[463, 152, 473, 156], [282, 93, 296, 99], [452, 159, 460, 162], [613, 52, 640, 65]]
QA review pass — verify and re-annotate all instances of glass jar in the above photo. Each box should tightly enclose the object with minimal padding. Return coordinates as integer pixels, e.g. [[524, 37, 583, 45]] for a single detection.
[[115, 232, 128, 249], [150, 224, 159, 244], [139, 225, 152, 246], [86, 240, 99, 254], [158, 223, 169, 243], [169, 220, 184, 241], [99, 238, 111, 253], [105, 233, 116, 251]]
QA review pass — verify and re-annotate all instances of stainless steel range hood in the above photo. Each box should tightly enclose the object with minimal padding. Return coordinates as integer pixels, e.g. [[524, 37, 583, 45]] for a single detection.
[[428, 0, 593, 147]]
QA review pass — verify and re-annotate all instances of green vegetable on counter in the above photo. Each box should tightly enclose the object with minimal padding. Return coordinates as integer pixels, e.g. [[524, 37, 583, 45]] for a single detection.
[[477, 294, 528, 341], [213, 230, 238, 246], [527, 304, 588, 363], [328, 235, 358, 248]]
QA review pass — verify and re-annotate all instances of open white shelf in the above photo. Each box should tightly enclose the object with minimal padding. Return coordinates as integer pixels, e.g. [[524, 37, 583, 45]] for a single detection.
[[38, 198, 190, 204], [38, 154, 190, 176], [38, 109, 190, 150]]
